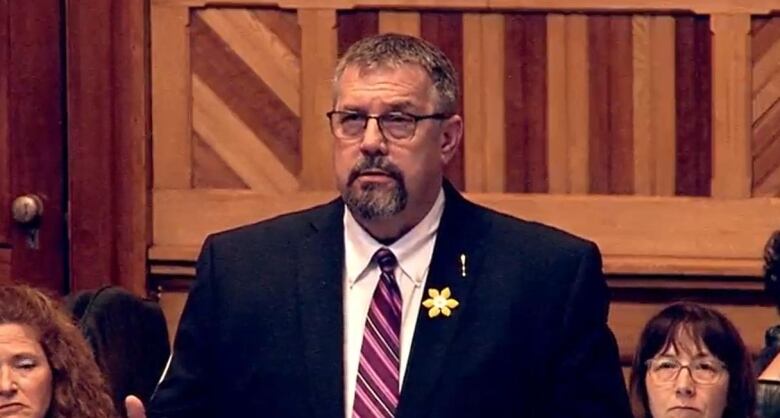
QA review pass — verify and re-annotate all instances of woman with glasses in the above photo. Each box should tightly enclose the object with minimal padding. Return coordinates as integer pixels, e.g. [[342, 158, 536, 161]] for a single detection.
[[630, 302, 755, 418]]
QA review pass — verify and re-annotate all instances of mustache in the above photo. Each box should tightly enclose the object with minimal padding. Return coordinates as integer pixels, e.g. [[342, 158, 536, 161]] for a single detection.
[[347, 156, 404, 185]]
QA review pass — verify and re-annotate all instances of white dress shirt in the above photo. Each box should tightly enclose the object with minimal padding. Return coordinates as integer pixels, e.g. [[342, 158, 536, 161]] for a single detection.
[[343, 189, 445, 418]]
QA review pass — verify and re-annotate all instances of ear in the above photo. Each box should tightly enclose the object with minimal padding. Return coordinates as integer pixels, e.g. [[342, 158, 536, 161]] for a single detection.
[[439, 115, 463, 166]]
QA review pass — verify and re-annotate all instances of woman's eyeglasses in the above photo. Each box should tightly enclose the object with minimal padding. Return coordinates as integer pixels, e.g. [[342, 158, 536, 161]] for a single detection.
[[645, 356, 728, 384]]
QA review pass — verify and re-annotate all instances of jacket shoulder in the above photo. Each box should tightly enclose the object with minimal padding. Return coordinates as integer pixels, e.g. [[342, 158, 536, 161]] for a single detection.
[[205, 199, 341, 249], [472, 201, 598, 258]]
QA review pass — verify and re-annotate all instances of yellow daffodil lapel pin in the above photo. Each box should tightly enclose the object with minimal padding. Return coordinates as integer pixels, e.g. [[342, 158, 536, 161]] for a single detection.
[[422, 287, 459, 318]]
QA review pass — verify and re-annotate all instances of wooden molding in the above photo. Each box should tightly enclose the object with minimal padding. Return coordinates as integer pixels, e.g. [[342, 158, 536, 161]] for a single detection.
[[149, 252, 766, 278], [151, 190, 780, 276], [150, 0, 778, 14]]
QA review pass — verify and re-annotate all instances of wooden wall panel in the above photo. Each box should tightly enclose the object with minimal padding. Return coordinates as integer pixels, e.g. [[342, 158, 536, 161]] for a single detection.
[[379, 11, 420, 36], [632, 16, 676, 196], [504, 14, 548, 193], [675, 16, 713, 197], [463, 13, 506, 192], [251, 9, 301, 56], [611, 301, 776, 363], [192, 76, 299, 193], [546, 14, 590, 194], [298, 9, 337, 190], [711, 14, 752, 198], [190, 10, 301, 189], [192, 134, 249, 189], [152, 190, 780, 276], [337, 11, 378, 56], [752, 16, 780, 196], [149, 5, 780, 294], [197, 10, 300, 115], [151, 5, 191, 189], [158, 290, 187, 346], [588, 15, 634, 195], [152, 8, 742, 198], [421, 12, 465, 190]]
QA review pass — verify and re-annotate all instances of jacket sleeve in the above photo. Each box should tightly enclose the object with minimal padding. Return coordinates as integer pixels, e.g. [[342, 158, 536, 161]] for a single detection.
[[550, 242, 633, 418], [147, 237, 218, 418]]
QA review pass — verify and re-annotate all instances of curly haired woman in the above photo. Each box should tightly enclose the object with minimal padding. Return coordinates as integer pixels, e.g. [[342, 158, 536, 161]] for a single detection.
[[0, 285, 118, 418]]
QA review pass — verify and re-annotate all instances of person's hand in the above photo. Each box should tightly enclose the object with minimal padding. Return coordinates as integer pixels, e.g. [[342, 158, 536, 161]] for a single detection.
[[125, 395, 147, 418]]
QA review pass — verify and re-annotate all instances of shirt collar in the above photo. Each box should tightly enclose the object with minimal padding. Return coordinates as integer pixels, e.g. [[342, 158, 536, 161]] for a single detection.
[[344, 188, 445, 287]]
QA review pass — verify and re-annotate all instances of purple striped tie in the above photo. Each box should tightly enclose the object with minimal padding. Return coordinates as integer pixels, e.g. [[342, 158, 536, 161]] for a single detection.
[[353, 248, 402, 418]]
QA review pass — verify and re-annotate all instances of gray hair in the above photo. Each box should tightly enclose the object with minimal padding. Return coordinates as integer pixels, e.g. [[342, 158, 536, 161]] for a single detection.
[[333, 33, 459, 114]]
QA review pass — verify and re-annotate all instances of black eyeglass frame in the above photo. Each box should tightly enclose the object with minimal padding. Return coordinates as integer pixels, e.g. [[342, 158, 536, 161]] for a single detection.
[[325, 110, 452, 141]]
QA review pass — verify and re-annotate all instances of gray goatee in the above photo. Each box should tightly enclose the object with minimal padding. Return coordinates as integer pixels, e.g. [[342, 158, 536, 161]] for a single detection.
[[343, 155, 407, 220]]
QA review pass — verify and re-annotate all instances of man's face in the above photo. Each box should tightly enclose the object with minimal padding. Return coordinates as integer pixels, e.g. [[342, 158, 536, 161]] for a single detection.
[[331, 64, 460, 222]]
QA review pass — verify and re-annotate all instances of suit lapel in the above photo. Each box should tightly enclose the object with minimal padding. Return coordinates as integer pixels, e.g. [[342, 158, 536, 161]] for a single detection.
[[296, 200, 346, 418], [396, 184, 491, 418]]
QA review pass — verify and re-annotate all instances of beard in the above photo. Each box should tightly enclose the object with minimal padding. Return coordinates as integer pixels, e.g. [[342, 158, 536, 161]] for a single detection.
[[342, 155, 408, 220]]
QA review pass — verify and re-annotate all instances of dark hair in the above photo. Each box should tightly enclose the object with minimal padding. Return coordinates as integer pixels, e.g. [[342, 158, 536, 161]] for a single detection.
[[0, 285, 118, 418], [629, 302, 755, 418], [764, 231, 780, 310], [334, 33, 459, 114], [66, 286, 170, 416]]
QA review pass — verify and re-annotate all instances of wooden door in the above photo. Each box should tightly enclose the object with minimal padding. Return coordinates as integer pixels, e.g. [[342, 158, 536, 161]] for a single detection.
[[0, 0, 67, 292]]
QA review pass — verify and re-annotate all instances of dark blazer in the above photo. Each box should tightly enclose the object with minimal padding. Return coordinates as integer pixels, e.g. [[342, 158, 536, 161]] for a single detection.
[[149, 183, 631, 418]]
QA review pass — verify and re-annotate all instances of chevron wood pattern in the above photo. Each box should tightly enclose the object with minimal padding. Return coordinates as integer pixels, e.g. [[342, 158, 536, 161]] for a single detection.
[[179, 8, 723, 197], [752, 16, 780, 196], [190, 8, 302, 192]]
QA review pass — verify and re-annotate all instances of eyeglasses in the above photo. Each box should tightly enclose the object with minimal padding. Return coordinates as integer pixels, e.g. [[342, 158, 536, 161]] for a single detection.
[[326, 111, 451, 142], [645, 356, 728, 384]]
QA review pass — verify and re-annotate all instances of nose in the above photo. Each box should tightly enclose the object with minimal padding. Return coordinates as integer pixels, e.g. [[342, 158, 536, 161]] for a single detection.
[[674, 367, 696, 398], [0, 367, 16, 397], [359, 118, 388, 156]]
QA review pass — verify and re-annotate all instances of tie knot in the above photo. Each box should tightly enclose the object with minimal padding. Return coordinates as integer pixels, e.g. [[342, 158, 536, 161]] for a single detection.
[[374, 248, 398, 274]]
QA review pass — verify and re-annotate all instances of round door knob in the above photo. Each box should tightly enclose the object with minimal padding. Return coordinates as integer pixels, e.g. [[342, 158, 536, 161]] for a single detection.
[[11, 194, 43, 225]]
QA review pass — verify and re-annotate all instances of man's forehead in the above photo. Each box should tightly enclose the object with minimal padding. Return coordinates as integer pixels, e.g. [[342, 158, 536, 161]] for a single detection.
[[340, 62, 431, 84]]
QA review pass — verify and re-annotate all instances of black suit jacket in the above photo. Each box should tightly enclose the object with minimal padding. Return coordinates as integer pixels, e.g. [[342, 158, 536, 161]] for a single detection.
[[149, 183, 632, 418]]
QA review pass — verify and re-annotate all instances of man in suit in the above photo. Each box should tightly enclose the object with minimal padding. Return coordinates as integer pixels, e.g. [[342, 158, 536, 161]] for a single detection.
[[127, 33, 631, 418]]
